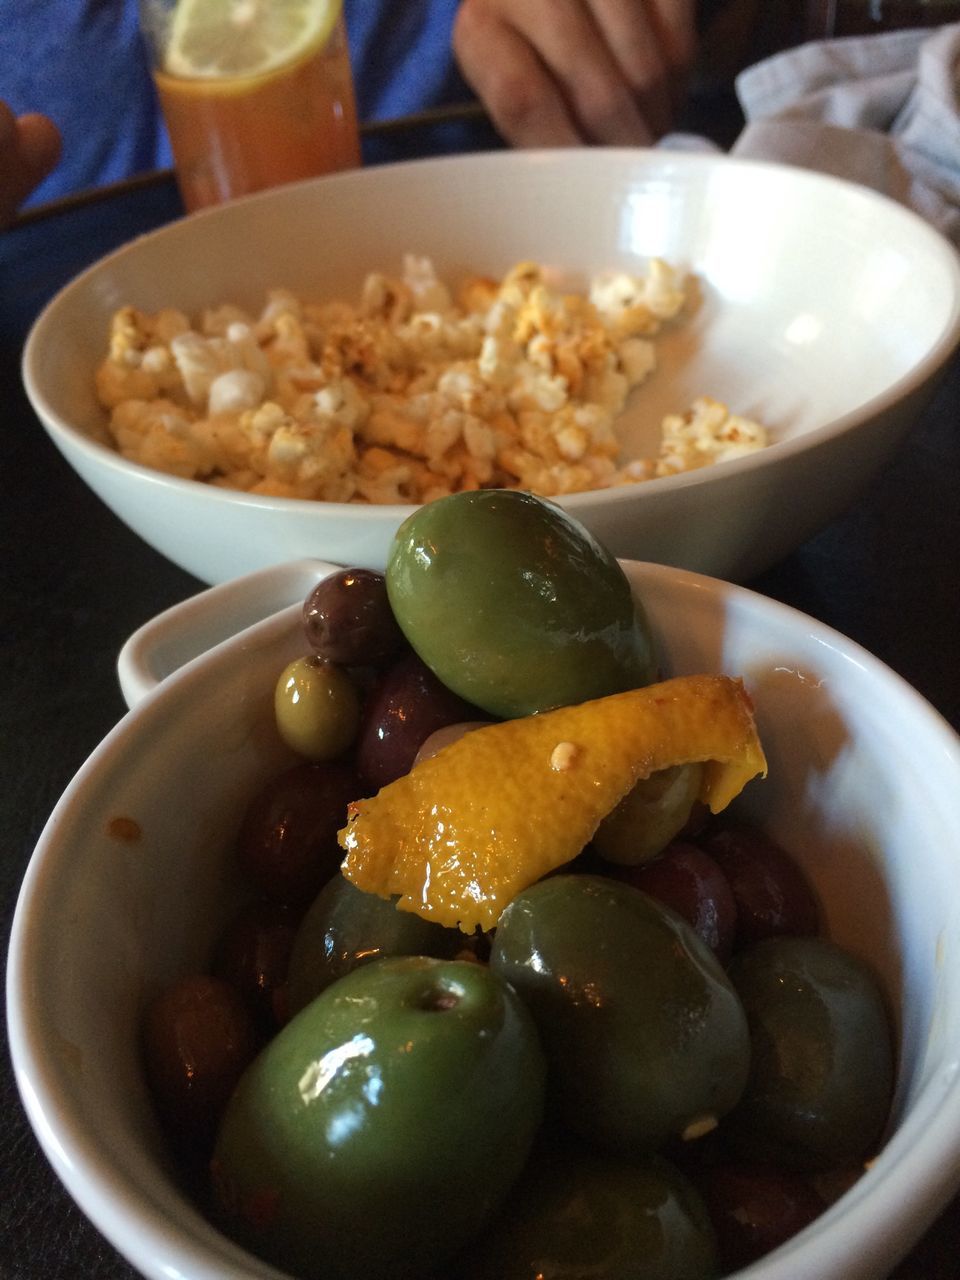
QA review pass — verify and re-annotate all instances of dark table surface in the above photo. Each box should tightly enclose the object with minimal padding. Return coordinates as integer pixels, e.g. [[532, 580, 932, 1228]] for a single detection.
[[2, 111, 960, 1279]]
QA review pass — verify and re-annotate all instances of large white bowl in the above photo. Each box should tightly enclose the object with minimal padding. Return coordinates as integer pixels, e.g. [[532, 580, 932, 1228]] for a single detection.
[[22, 149, 960, 584], [8, 557, 960, 1280]]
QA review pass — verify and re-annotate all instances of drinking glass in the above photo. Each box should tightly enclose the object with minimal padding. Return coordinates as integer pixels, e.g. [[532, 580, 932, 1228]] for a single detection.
[[139, 0, 361, 212]]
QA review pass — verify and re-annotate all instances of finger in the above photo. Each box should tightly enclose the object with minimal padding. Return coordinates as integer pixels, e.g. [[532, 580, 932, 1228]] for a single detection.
[[0, 102, 27, 227], [0, 108, 60, 228], [453, 0, 585, 147], [17, 113, 62, 183], [501, 0, 657, 146], [0, 99, 16, 151], [600, 0, 699, 74], [586, 0, 698, 136]]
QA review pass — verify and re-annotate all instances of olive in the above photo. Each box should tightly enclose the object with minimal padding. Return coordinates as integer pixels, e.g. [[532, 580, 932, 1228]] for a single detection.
[[726, 935, 894, 1171], [611, 840, 738, 963], [274, 656, 362, 761], [490, 874, 750, 1152], [303, 568, 405, 667], [695, 1163, 825, 1272], [212, 899, 302, 1035], [236, 760, 361, 904], [385, 490, 657, 718], [355, 649, 486, 790], [414, 719, 488, 764], [699, 823, 819, 944], [592, 763, 704, 866], [285, 873, 462, 1016], [212, 957, 545, 1280], [142, 974, 257, 1157], [468, 1148, 717, 1280]]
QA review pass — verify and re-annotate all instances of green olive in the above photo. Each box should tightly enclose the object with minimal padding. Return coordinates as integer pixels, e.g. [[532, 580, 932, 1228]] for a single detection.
[[212, 957, 546, 1280], [285, 874, 462, 1016], [468, 1147, 717, 1280], [385, 490, 657, 718], [274, 656, 361, 761], [593, 763, 704, 865], [726, 935, 895, 1171], [490, 874, 750, 1153]]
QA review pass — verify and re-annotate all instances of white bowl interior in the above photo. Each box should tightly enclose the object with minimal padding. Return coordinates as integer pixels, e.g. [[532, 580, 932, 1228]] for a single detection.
[[21, 150, 960, 584], [9, 560, 960, 1280]]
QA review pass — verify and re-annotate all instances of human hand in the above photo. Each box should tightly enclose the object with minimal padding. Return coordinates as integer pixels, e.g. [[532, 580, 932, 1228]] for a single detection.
[[452, 0, 698, 147], [0, 101, 61, 228]]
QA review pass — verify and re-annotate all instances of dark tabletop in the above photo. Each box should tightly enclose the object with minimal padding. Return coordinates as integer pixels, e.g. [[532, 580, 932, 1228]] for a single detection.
[[1, 110, 959, 1279]]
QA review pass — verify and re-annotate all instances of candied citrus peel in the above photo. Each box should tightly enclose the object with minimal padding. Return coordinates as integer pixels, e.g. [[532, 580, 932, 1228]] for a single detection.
[[339, 674, 767, 933]]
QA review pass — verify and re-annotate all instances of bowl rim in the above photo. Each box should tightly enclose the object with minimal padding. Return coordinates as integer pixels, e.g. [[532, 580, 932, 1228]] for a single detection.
[[21, 147, 960, 521], [8, 557, 960, 1280]]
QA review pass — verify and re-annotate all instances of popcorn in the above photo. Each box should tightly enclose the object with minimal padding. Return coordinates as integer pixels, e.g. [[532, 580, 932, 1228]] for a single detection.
[[657, 397, 770, 476], [208, 369, 267, 417], [94, 258, 768, 505]]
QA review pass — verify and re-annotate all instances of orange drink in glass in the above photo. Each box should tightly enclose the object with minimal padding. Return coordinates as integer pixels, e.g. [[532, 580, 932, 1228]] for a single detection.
[[140, 0, 360, 212]]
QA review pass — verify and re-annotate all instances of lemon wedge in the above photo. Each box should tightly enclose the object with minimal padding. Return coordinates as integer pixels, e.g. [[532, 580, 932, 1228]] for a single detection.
[[164, 0, 342, 79], [340, 674, 767, 934]]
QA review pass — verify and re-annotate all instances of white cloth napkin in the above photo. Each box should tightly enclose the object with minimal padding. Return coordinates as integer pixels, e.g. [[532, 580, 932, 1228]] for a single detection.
[[667, 22, 960, 245]]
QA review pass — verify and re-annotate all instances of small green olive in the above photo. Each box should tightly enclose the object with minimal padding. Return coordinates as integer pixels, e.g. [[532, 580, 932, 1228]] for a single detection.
[[593, 763, 704, 865], [274, 657, 361, 761]]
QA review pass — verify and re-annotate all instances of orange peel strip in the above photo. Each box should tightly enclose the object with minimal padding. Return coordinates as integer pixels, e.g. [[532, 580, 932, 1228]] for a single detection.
[[339, 674, 767, 933]]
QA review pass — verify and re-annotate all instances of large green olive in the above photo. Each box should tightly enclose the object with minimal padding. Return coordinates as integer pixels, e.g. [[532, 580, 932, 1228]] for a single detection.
[[385, 490, 657, 718], [212, 957, 546, 1280], [285, 873, 463, 1016], [725, 935, 894, 1171], [490, 874, 750, 1152], [466, 1147, 717, 1280]]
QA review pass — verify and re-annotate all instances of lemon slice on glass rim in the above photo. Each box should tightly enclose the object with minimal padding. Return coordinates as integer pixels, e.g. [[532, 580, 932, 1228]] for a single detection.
[[164, 0, 342, 79]]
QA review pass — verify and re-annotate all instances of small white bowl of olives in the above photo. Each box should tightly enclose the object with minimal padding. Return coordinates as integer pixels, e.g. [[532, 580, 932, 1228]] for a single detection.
[[9, 494, 960, 1280]]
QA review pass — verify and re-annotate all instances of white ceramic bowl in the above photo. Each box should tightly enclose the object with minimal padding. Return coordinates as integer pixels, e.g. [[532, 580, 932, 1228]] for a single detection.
[[9, 557, 960, 1280], [22, 149, 960, 585]]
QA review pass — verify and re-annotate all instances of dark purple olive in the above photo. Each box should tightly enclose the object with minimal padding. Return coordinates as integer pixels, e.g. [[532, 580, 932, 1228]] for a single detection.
[[695, 1163, 825, 1271], [613, 840, 738, 963], [699, 824, 819, 946], [236, 761, 362, 904], [142, 974, 257, 1156], [212, 899, 303, 1035], [355, 650, 487, 790], [303, 568, 405, 667]]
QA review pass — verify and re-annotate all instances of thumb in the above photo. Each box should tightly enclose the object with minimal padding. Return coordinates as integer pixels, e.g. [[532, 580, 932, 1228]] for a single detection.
[[17, 112, 63, 185], [0, 106, 62, 226]]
